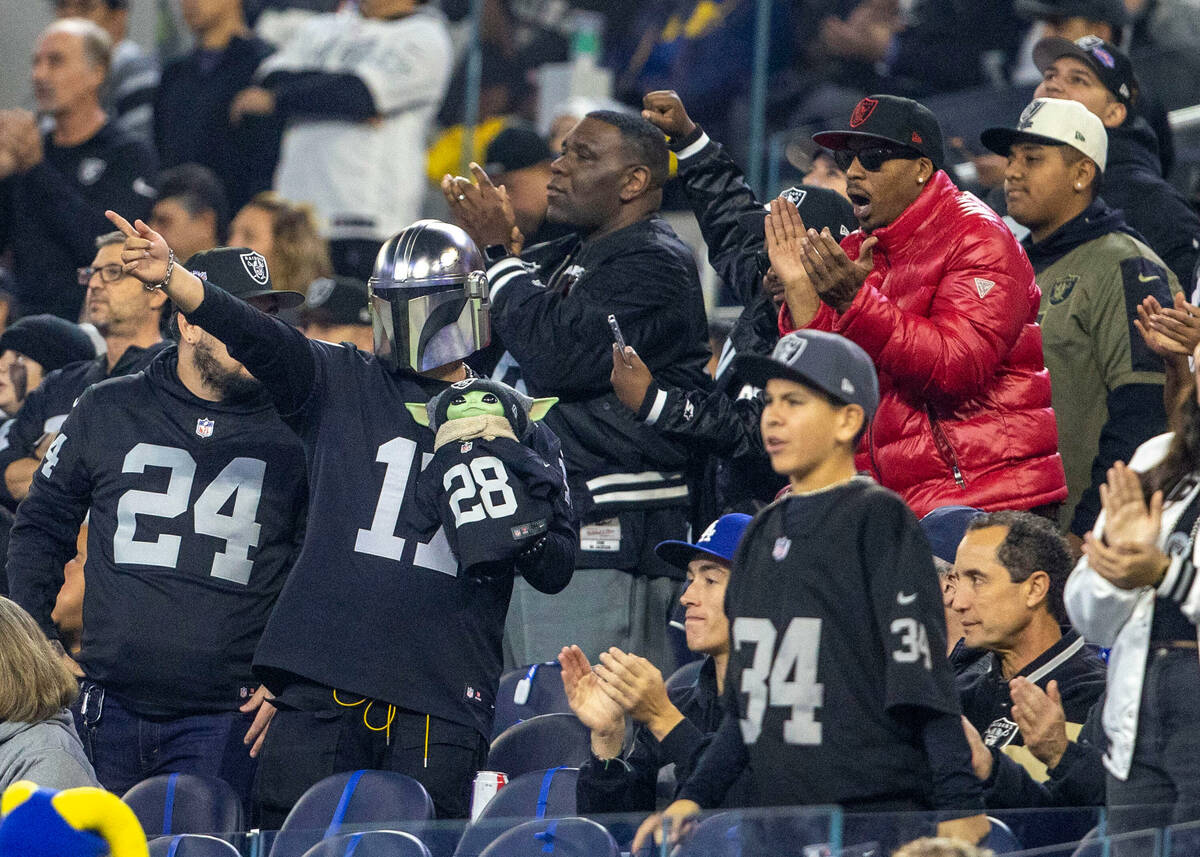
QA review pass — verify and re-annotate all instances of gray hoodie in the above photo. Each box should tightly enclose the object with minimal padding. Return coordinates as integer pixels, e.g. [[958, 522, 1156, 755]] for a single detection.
[[0, 711, 100, 792]]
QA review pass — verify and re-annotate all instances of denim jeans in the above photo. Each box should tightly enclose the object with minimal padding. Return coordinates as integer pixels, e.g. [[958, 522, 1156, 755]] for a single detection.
[[74, 681, 257, 810], [1107, 647, 1200, 841]]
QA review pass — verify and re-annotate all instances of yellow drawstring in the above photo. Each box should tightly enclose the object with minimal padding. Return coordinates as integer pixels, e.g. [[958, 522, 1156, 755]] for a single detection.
[[424, 715, 430, 769], [333, 690, 396, 746]]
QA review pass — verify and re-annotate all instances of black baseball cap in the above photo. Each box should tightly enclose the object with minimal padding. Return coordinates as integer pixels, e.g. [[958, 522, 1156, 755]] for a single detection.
[[484, 125, 553, 176], [1015, 0, 1127, 26], [734, 329, 880, 422], [813, 95, 946, 171], [300, 276, 371, 327], [0, 314, 96, 372], [1033, 35, 1138, 105], [185, 248, 304, 310], [736, 185, 858, 240]]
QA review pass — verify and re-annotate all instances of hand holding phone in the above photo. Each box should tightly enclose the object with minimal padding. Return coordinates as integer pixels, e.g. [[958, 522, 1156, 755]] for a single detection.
[[609, 314, 633, 368]]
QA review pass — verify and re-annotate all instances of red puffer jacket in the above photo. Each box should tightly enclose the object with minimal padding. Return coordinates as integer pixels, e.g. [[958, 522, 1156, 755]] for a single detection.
[[780, 170, 1066, 517]]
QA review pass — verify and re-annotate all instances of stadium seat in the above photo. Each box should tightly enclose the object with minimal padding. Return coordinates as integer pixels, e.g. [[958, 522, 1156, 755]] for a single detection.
[[676, 811, 740, 857], [491, 662, 571, 740], [986, 816, 1023, 854], [475, 817, 618, 857], [266, 771, 435, 857], [148, 834, 242, 857], [299, 830, 431, 857], [486, 714, 590, 778], [664, 659, 704, 695], [122, 773, 244, 836], [452, 767, 579, 857]]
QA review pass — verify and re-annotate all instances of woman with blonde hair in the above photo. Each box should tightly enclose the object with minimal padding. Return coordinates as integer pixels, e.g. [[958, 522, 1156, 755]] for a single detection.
[[0, 597, 98, 791], [229, 192, 333, 296]]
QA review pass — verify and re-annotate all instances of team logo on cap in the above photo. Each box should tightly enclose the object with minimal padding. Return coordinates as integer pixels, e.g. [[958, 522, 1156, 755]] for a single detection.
[[850, 97, 878, 128], [240, 251, 269, 286], [911, 131, 923, 144], [781, 187, 808, 208], [1018, 100, 1044, 130], [775, 335, 808, 364], [697, 519, 720, 545], [307, 277, 335, 307], [195, 418, 214, 438]]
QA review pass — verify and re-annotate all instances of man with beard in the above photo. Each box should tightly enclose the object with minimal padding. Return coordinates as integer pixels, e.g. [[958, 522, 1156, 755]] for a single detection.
[[7, 248, 308, 807]]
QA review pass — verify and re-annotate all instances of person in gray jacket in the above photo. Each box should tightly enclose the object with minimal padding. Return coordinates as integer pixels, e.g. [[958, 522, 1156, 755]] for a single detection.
[[0, 596, 98, 792]]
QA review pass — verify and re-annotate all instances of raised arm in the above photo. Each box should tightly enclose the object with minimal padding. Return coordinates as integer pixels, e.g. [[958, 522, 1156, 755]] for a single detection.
[[105, 210, 318, 416]]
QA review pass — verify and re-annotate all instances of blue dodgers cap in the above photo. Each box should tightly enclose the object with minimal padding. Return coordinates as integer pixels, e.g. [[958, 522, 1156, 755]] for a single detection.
[[655, 513, 753, 571], [919, 505, 984, 564], [734, 330, 880, 422]]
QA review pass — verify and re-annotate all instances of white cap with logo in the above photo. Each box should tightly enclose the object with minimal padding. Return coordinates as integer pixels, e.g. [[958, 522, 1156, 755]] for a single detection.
[[981, 97, 1107, 173]]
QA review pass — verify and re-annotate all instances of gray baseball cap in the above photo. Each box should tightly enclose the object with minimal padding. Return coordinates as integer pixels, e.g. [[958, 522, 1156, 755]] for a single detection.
[[735, 330, 880, 421]]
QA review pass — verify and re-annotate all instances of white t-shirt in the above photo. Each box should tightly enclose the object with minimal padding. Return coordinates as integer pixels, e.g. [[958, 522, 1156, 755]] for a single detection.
[[259, 7, 453, 241]]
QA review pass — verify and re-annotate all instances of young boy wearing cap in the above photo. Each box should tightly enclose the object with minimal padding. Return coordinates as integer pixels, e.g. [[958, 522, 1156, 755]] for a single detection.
[[1032, 35, 1200, 286], [634, 330, 987, 853], [561, 513, 754, 814], [982, 96, 1178, 543]]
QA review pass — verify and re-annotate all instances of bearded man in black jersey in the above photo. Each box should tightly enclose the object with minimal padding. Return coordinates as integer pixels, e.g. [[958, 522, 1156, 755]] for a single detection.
[[104, 209, 576, 824], [8, 249, 308, 806], [634, 329, 989, 854]]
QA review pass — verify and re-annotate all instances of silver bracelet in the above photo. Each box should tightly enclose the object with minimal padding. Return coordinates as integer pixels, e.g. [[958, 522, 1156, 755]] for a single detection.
[[145, 249, 175, 292]]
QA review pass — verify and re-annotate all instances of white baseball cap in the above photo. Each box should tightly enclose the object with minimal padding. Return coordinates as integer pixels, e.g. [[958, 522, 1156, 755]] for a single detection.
[[980, 97, 1107, 173]]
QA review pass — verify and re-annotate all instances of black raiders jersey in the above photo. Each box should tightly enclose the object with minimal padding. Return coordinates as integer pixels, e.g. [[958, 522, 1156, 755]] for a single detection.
[[8, 347, 306, 717], [723, 477, 961, 807], [406, 436, 566, 576]]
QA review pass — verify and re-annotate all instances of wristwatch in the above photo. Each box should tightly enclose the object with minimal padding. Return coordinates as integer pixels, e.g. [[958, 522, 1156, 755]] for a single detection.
[[483, 244, 511, 264]]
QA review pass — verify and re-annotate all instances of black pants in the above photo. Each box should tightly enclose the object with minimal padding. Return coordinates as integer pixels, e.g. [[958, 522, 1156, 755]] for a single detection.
[[253, 691, 489, 828]]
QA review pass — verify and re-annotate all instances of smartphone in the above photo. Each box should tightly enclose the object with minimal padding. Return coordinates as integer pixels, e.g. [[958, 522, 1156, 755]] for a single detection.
[[608, 314, 632, 367]]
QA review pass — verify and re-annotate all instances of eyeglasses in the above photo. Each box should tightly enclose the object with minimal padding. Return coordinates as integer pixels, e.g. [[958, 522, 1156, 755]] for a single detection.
[[77, 264, 126, 286], [833, 146, 922, 172]]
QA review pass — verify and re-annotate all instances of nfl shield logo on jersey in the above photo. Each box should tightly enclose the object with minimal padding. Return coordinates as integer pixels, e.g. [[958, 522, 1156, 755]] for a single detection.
[[195, 418, 215, 438], [772, 536, 791, 561]]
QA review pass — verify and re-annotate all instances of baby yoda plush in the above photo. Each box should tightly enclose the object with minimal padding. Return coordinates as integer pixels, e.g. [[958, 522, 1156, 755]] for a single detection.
[[404, 378, 567, 577]]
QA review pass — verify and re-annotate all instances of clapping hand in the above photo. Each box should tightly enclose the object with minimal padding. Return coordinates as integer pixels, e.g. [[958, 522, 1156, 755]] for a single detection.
[[801, 228, 876, 313], [765, 196, 821, 325], [1083, 462, 1169, 590], [1135, 293, 1200, 357], [441, 162, 522, 253], [558, 645, 624, 759], [1009, 678, 1068, 770]]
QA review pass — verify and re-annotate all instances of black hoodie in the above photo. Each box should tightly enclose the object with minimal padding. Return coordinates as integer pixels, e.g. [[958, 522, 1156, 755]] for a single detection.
[[1102, 118, 1200, 289]]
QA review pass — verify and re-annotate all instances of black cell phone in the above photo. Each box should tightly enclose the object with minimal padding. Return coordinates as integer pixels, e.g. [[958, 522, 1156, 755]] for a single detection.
[[608, 314, 632, 367]]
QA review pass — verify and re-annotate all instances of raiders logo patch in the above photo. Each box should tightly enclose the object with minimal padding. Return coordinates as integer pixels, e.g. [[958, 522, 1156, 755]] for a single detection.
[[850, 97, 878, 128], [239, 251, 269, 286], [1048, 275, 1078, 305], [984, 716, 1020, 748]]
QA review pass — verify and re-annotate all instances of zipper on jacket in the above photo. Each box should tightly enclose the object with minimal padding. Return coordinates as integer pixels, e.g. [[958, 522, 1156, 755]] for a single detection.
[[926, 405, 967, 488]]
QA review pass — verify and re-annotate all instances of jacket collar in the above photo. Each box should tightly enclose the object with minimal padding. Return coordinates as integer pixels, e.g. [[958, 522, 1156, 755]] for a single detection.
[[1022, 197, 1143, 272], [864, 170, 957, 254], [1107, 117, 1163, 176]]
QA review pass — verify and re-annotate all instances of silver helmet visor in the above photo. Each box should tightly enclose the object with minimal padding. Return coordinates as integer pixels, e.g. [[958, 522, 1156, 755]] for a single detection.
[[370, 271, 490, 372]]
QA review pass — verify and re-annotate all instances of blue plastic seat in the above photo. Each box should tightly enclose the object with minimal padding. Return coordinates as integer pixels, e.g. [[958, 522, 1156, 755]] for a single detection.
[[486, 714, 589, 778], [123, 774, 244, 836], [148, 834, 242, 857], [491, 663, 571, 740], [986, 816, 1024, 854], [298, 830, 431, 857], [266, 771, 434, 857], [452, 767, 579, 857], [476, 817, 618, 857]]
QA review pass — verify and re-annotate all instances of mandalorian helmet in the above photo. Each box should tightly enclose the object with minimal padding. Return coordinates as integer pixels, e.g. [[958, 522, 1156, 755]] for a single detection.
[[367, 220, 491, 372]]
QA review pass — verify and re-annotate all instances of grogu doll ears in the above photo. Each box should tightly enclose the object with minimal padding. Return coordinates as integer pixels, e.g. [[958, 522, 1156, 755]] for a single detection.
[[528, 397, 558, 421], [405, 402, 431, 427]]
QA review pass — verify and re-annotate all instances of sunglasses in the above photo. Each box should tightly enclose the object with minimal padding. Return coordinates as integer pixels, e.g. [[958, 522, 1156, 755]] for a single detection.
[[833, 146, 923, 172], [77, 264, 126, 286]]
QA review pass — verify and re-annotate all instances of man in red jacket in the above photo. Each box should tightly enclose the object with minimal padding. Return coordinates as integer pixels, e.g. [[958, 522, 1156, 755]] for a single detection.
[[774, 94, 1066, 517]]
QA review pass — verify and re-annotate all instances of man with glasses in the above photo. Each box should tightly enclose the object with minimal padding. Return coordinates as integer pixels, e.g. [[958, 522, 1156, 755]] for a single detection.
[[775, 94, 1066, 519], [0, 231, 169, 512]]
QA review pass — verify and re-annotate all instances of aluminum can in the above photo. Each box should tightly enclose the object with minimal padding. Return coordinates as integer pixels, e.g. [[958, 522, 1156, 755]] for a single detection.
[[470, 770, 508, 821]]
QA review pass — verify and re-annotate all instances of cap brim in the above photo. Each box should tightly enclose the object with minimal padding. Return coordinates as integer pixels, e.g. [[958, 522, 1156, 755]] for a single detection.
[[241, 289, 306, 311], [980, 126, 1070, 157], [1032, 37, 1095, 74], [812, 130, 910, 152], [653, 540, 731, 571], [733, 353, 844, 404]]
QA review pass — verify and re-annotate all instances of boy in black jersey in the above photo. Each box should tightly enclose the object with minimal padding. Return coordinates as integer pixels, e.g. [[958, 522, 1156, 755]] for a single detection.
[[633, 330, 988, 854]]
